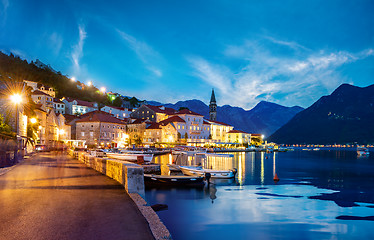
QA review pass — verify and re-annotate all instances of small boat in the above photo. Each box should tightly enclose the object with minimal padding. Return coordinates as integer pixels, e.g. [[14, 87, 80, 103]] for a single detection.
[[357, 147, 370, 156], [179, 166, 237, 179], [144, 174, 205, 187], [166, 164, 181, 171], [313, 148, 320, 151], [106, 152, 154, 162]]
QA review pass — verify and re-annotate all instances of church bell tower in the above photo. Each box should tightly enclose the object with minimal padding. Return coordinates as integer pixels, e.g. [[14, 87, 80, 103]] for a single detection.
[[209, 89, 217, 121]]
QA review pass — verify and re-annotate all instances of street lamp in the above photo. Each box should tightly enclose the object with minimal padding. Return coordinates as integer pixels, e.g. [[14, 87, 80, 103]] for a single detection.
[[10, 93, 23, 163], [30, 118, 37, 124], [10, 94, 23, 136]]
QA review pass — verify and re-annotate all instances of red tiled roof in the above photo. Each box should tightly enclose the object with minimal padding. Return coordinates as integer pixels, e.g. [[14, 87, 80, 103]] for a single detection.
[[64, 114, 80, 123], [251, 134, 263, 136], [64, 97, 97, 108], [175, 109, 203, 116], [76, 111, 124, 124], [228, 130, 249, 134], [146, 123, 161, 130], [31, 90, 51, 96], [208, 119, 232, 126], [146, 105, 177, 115], [159, 116, 186, 126]]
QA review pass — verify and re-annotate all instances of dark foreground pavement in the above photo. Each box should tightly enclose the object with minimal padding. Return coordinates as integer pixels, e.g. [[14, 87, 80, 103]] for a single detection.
[[0, 152, 154, 240]]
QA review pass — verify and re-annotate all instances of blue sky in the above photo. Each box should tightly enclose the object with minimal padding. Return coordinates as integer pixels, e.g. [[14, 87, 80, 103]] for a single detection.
[[1, 0, 373, 109]]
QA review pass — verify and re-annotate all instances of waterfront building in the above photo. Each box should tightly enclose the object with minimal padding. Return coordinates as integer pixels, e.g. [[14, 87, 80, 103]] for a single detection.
[[143, 123, 162, 145], [100, 105, 133, 120], [130, 104, 176, 122], [209, 89, 217, 121], [127, 119, 150, 146], [227, 130, 251, 144], [75, 111, 127, 147], [62, 97, 98, 115], [207, 120, 234, 142], [173, 109, 211, 144]]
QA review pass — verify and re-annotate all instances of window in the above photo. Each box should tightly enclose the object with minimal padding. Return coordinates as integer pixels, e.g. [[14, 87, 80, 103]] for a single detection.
[[81, 132, 85, 137], [90, 132, 93, 137], [178, 125, 180, 129], [91, 125, 93, 128]]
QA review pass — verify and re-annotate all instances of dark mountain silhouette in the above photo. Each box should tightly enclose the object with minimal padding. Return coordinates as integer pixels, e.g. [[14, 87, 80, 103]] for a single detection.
[[149, 100, 303, 136], [268, 84, 374, 144]]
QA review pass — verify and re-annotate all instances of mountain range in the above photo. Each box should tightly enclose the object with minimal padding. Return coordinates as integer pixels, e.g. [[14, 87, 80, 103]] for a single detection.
[[148, 100, 304, 136], [268, 84, 374, 144]]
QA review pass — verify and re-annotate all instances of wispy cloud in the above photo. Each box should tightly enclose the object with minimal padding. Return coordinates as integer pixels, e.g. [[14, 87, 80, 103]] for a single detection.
[[189, 38, 373, 109], [0, 0, 9, 25], [49, 32, 63, 56], [116, 29, 163, 78], [71, 24, 86, 76]]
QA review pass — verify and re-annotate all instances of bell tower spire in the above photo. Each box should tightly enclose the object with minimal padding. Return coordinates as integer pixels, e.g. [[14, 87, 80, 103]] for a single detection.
[[209, 89, 217, 121]]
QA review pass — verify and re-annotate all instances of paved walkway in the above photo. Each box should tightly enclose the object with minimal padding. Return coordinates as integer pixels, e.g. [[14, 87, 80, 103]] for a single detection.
[[0, 152, 154, 240]]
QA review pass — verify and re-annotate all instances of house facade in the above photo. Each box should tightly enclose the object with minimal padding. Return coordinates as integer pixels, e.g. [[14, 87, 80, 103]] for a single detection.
[[31, 90, 54, 112], [100, 105, 133, 120], [62, 97, 98, 115], [207, 120, 234, 142], [75, 111, 127, 147], [130, 104, 176, 122], [227, 130, 251, 144], [53, 98, 65, 114]]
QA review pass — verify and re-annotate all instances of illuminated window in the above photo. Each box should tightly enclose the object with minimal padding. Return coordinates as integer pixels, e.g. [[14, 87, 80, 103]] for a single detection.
[[81, 132, 85, 137]]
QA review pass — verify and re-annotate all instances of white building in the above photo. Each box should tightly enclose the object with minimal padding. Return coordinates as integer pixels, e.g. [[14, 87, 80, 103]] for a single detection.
[[100, 105, 133, 120], [53, 98, 65, 114], [62, 97, 98, 115]]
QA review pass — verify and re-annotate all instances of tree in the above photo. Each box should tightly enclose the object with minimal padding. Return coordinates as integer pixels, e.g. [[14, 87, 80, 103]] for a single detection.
[[184, 133, 188, 139], [177, 132, 181, 140], [113, 97, 122, 107], [134, 137, 142, 146], [178, 107, 189, 111], [0, 114, 13, 135]]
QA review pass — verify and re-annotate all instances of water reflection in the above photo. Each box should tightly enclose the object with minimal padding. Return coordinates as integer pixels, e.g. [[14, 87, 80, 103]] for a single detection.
[[147, 149, 374, 240]]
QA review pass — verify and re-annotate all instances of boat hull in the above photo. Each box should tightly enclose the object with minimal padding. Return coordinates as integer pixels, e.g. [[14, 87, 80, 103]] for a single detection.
[[179, 166, 236, 179], [144, 174, 205, 187], [106, 153, 153, 162]]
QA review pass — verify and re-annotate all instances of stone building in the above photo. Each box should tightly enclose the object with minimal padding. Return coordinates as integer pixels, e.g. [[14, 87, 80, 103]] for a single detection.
[[100, 105, 133, 120], [209, 89, 217, 121], [75, 111, 127, 147], [130, 104, 176, 122]]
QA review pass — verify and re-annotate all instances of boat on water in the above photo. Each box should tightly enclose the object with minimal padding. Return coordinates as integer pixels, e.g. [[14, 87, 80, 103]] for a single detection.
[[357, 147, 370, 156], [144, 174, 205, 187], [166, 163, 181, 171], [179, 166, 237, 179], [106, 152, 154, 162], [313, 148, 320, 151]]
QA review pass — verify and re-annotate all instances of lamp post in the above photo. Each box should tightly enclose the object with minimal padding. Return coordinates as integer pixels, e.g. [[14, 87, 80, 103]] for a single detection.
[[10, 93, 23, 163]]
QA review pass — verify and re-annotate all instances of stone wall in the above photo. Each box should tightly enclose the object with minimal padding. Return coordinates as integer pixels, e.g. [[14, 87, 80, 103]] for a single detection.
[[70, 150, 144, 195]]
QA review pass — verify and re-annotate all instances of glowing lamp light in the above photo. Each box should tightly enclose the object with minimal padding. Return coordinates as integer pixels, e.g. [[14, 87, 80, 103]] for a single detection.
[[10, 94, 23, 104], [71, 77, 76, 82], [87, 81, 92, 86], [100, 87, 106, 93], [30, 118, 37, 124], [59, 129, 65, 135], [38, 126, 42, 130], [262, 135, 265, 139]]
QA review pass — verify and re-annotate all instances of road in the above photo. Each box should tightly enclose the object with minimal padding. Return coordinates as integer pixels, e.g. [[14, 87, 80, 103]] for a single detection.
[[0, 152, 154, 240]]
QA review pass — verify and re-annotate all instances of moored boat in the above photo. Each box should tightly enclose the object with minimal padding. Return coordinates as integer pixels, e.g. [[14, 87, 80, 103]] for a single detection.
[[144, 174, 205, 187], [106, 152, 154, 162], [179, 166, 237, 179], [357, 147, 370, 156]]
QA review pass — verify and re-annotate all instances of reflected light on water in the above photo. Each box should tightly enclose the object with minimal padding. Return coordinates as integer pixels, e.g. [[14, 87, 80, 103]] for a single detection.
[[261, 152, 265, 185]]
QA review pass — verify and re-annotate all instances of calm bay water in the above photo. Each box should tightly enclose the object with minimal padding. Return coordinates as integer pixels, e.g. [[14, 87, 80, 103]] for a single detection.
[[146, 149, 374, 240]]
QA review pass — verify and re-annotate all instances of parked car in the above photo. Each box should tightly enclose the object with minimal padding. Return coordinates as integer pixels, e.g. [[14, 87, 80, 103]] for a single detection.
[[35, 145, 48, 152]]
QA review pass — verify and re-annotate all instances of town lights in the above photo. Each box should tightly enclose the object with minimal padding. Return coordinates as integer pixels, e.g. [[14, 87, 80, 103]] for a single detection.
[[87, 81, 92, 87], [100, 87, 106, 93], [10, 93, 23, 105], [59, 129, 65, 135], [71, 77, 76, 82], [30, 118, 37, 124]]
